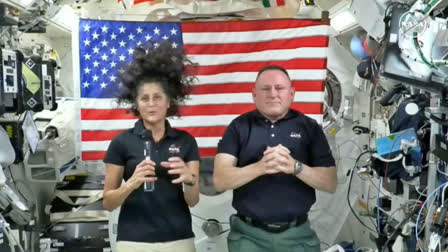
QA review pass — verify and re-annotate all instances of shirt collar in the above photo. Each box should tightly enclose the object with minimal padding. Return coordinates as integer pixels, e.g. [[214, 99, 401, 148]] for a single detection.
[[254, 109, 298, 122], [132, 119, 178, 138]]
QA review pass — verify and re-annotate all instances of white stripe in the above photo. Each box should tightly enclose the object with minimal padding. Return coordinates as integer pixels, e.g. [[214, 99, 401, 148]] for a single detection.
[[82, 141, 111, 152], [81, 98, 129, 109], [81, 136, 221, 151], [185, 92, 324, 105], [182, 25, 329, 44], [81, 91, 324, 108], [195, 137, 221, 148], [189, 48, 327, 66], [80, 114, 322, 131], [194, 70, 326, 85]]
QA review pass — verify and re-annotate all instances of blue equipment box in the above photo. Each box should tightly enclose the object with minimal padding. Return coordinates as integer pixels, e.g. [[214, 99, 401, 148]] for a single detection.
[[376, 128, 418, 157]]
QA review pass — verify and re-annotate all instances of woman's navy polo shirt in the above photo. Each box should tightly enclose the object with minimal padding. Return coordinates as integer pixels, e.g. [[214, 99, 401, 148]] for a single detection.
[[217, 109, 335, 223], [104, 119, 199, 243]]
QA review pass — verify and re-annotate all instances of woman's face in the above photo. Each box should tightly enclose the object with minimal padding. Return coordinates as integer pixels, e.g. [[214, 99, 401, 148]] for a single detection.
[[136, 82, 170, 125]]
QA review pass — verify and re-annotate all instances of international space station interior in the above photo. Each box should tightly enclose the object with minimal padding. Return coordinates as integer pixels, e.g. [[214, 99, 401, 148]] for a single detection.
[[1, 0, 448, 251]]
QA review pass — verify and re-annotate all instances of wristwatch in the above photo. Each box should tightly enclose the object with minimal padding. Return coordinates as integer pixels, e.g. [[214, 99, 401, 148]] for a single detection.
[[293, 160, 303, 176]]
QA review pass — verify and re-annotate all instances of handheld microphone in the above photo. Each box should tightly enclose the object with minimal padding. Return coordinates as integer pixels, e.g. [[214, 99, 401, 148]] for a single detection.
[[142, 130, 155, 192]]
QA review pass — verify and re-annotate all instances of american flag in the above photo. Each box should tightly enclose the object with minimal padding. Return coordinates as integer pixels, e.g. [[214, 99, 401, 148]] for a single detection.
[[76, 19, 330, 163]]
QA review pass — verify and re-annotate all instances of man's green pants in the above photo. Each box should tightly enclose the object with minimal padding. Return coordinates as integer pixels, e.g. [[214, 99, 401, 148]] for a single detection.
[[227, 214, 321, 252]]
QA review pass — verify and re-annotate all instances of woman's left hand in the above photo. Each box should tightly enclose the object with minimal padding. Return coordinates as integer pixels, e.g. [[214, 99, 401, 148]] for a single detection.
[[161, 157, 194, 184]]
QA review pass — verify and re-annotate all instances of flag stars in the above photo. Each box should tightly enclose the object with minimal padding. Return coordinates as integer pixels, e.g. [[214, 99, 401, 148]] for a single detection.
[[154, 42, 160, 48], [93, 47, 100, 54], [136, 41, 143, 47], [83, 81, 90, 88], [153, 27, 160, 35], [145, 34, 152, 41], [128, 33, 135, 40], [110, 47, 117, 55], [136, 27, 143, 34], [110, 61, 117, 68], [170, 28, 177, 35], [84, 67, 91, 74], [84, 54, 91, 60], [119, 40, 126, 47], [101, 40, 108, 47], [92, 32, 99, 40], [101, 68, 108, 75], [119, 68, 125, 73], [110, 33, 117, 40], [128, 48, 135, 55], [171, 42, 178, 48], [100, 82, 108, 89], [109, 75, 117, 82], [83, 24, 90, 32], [101, 25, 108, 33], [162, 35, 168, 40], [101, 54, 108, 61], [93, 75, 99, 82], [119, 55, 126, 61], [93, 61, 100, 67], [83, 39, 91, 46], [119, 26, 126, 33]]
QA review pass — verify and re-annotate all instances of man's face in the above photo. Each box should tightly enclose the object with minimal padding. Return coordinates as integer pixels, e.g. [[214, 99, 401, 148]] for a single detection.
[[252, 69, 294, 122]]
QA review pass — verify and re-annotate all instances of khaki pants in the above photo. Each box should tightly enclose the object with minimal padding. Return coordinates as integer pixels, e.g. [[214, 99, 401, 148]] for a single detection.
[[227, 214, 320, 252], [116, 238, 196, 252]]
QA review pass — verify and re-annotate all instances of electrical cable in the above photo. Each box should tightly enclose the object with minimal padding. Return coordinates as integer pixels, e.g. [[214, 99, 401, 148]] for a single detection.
[[191, 213, 229, 225], [372, 153, 403, 163], [415, 185, 428, 197], [415, 182, 448, 243], [347, 150, 377, 233], [0, 214, 25, 252], [381, 206, 419, 252], [377, 177, 383, 233]]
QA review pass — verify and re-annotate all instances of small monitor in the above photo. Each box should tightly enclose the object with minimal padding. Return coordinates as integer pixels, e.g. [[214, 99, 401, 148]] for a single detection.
[[21, 111, 39, 153]]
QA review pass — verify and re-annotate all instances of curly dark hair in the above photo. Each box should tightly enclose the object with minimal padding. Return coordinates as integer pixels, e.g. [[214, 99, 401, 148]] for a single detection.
[[117, 41, 196, 117]]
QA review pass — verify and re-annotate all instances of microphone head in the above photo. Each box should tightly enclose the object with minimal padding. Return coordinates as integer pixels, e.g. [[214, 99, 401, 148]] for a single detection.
[[142, 130, 153, 141]]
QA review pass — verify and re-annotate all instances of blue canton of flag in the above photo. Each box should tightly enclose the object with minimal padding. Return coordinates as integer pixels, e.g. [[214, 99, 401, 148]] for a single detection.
[[79, 19, 183, 99]]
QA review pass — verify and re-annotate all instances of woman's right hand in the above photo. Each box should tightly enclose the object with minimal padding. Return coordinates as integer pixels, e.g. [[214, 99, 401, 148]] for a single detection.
[[125, 160, 157, 191]]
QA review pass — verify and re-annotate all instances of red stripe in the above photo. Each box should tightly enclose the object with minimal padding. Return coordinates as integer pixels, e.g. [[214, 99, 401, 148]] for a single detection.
[[191, 81, 325, 94], [82, 130, 125, 141], [198, 148, 217, 157], [190, 59, 326, 76], [184, 37, 328, 55], [83, 148, 217, 161], [82, 126, 227, 142], [81, 102, 322, 120], [181, 20, 328, 33], [133, 0, 154, 4], [174, 126, 227, 137], [82, 152, 106, 161], [81, 109, 137, 120]]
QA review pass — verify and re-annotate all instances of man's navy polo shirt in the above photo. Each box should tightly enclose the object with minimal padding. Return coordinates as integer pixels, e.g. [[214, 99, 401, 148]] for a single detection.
[[104, 119, 199, 243], [217, 109, 335, 223]]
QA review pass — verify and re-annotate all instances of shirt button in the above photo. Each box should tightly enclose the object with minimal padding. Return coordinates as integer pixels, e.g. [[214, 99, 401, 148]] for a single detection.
[[271, 134, 275, 137], [271, 125, 274, 128]]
